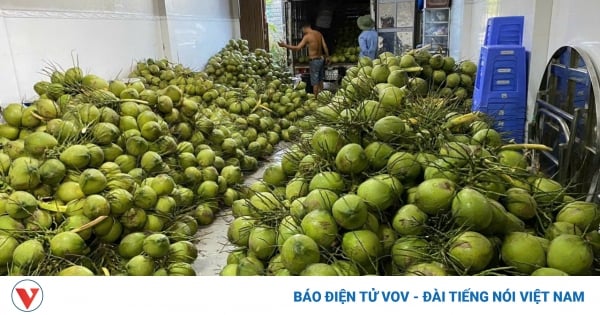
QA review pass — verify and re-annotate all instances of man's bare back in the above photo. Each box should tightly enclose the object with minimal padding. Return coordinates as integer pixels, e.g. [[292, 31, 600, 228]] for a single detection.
[[278, 26, 329, 60], [301, 30, 325, 59]]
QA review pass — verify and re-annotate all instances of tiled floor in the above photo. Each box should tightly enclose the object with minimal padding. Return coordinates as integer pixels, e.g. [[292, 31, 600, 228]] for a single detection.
[[192, 143, 289, 275]]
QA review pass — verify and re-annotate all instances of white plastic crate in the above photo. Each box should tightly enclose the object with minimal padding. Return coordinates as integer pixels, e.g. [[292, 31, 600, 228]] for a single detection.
[[325, 68, 339, 81]]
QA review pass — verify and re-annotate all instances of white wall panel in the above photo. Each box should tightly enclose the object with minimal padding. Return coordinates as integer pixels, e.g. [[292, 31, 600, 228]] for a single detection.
[[163, 0, 240, 70], [165, 15, 240, 70], [0, 16, 20, 105], [0, 9, 164, 103], [0, 0, 240, 105]]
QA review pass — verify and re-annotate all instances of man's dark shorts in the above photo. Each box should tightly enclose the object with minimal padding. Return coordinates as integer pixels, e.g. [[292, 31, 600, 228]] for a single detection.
[[309, 58, 325, 86]]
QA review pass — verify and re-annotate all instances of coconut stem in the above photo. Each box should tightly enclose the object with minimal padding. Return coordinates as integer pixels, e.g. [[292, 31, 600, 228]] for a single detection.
[[500, 144, 552, 151], [71, 216, 108, 233]]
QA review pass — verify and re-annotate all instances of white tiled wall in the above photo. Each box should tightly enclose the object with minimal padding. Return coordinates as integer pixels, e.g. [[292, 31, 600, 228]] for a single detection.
[[0, 0, 240, 104]]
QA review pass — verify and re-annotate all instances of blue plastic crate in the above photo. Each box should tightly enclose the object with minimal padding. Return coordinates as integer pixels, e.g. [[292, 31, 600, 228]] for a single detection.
[[494, 120, 526, 143], [484, 16, 524, 46], [475, 45, 528, 93], [472, 90, 527, 115]]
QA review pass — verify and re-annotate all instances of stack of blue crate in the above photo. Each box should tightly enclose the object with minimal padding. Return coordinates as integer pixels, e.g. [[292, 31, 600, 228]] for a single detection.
[[472, 16, 527, 143]]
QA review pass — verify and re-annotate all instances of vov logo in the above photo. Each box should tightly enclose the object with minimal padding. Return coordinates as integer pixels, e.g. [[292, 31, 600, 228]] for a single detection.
[[11, 279, 43, 312]]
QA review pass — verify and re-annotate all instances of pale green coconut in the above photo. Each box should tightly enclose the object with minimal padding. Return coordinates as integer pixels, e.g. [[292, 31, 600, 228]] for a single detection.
[[280, 234, 320, 275], [448, 231, 494, 273], [332, 194, 369, 230], [555, 201, 600, 232], [335, 143, 368, 175], [504, 188, 537, 220], [501, 232, 546, 274], [356, 178, 394, 211], [414, 178, 456, 215], [301, 209, 338, 249], [392, 204, 428, 236], [546, 234, 593, 275], [451, 187, 494, 232]]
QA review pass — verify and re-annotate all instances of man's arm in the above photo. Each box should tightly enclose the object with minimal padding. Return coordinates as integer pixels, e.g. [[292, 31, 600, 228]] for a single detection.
[[278, 36, 307, 51], [321, 36, 330, 57]]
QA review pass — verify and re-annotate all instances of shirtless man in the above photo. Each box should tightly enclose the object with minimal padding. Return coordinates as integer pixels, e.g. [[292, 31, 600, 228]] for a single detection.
[[278, 23, 330, 96]]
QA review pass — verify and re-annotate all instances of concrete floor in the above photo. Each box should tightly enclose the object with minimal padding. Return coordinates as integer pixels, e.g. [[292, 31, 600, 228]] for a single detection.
[[192, 143, 289, 276]]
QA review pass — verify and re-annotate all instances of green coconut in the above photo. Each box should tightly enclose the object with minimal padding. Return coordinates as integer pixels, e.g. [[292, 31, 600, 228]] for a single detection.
[[364, 141, 394, 171], [373, 174, 404, 197], [58, 265, 95, 276], [150, 174, 175, 196], [0, 235, 19, 265], [387, 151, 421, 182], [12, 239, 45, 267], [83, 194, 110, 219], [5, 191, 37, 220], [50, 231, 88, 257], [311, 126, 344, 158], [227, 216, 256, 247], [133, 185, 158, 209], [276, 215, 303, 246], [501, 232, 546, 274], [378, 86, 405, 111], [400, 261, 446, 276], [498, 150, 527, 170], [332, 194, 369, 230], [248, 226, 277, 260], [92, 122, 120, 145], [301, 209, 338, 249], [448, 231, 494, 273], [285, 178, 309, 201], [2, 103, 24, 127], [373, 116, 407, 142], [357, 100, 388, 121], [471, 128, 502, 147], [8, 156, 41, 190], [248, 191, 279, 213], [168, 241, 198, 264], [530, 267, 569, 276], [531, 177, 564, 204], [0, 124, 20, 140], [118, 232, 146, 258], [221, 165, 242, 186], [309, 171, 345, 194], [24, 132, 58, 156], [59, 214, 92, 240], [342, 229, 382, 274], [439, 141, 471, 167], [335, 143, 368, 175], [60, 144, 91, 170], [546, 234, 593, 275], [86, 144, 105, 168], [280, 234, 320, 275], [423, 158, 459, 182], [126, 255, 155, 276], [299, 263, 338, 276], [414, 178, 457, 215], [392, 204, 428, 236], [555, 201, 600, 232], [504, 188, 537, 220], [78, 168, 107, 195], [544, 221, 582, 240], [451, 187, 494, 232], [302, 188, 339, 212], [391, 236, 429, 270], [481, 199, 509, 235], [143, 233, 170, 258], [356, 178, 394, 211], [262, 164, 286, 186]]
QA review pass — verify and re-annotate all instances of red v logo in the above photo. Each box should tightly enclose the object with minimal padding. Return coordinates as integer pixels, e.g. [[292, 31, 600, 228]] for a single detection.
[[16, 288, 39, 309]]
